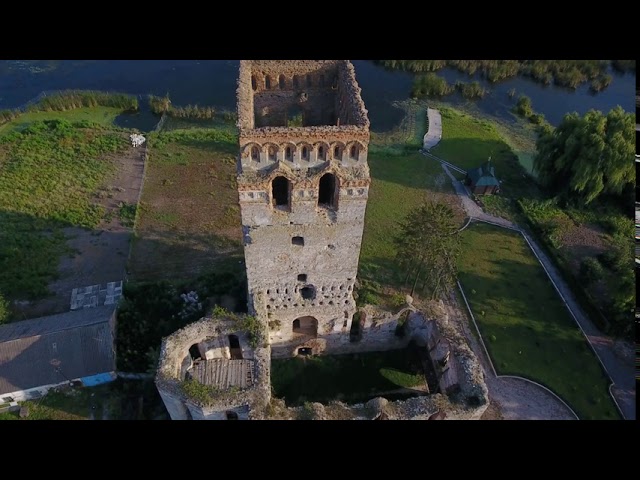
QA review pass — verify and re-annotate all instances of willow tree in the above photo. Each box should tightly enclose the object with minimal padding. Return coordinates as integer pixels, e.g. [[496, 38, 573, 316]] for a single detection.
[[533, 106, 634, 205], [394, 199, 461, 299]]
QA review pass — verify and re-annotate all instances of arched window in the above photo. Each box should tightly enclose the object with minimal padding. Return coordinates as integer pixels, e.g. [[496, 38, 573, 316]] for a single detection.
[[350, 145, 357, 159], [268, 146, 276, 161], [285, 146, 292, 161], [251, 75, 257, 91], [293, 75, 300, 88], [318, 173, 337, 209], [279, 75, 286, 89], [265, 76, 271, 90], [301, 146, 308, 160], [272, 176, 291, 209], [318, 146, 325, 161], [251, 146, 259, 161], [334, 146, 341, 159]]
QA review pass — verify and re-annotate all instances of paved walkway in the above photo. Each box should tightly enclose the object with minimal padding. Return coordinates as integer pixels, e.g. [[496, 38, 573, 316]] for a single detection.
[[437, 164, 635, 420], [423, 108, 442, 150]]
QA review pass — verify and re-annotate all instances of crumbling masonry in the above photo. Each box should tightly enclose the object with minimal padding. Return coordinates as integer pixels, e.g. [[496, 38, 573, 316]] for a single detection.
[[155, 61, 489, 420]]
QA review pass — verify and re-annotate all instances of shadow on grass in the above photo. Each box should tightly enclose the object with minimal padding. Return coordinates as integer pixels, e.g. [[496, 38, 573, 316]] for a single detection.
[[271, 343, 427, 406]]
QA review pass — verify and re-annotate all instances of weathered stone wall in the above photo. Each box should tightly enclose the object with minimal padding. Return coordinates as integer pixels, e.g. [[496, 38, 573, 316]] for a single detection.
[[237, 60, 369, 141], [155, 315, 271, 421]]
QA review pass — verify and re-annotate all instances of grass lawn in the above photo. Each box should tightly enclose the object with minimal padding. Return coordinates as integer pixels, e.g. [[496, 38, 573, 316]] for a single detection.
[[128, 125, 242, 281], [0, 379, 167, 420], [457, 222, 619, 420], [0, 107, 124, 137], [429, 106, 541, 223], [0, 118, 128, 299], [271, 348, 426, 406]]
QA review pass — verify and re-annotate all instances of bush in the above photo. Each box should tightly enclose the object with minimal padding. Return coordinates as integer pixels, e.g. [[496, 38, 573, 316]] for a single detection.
[[514, 95, 533, 118], [580, 258, 604, 285], [0, 293, 9, 324], [411, 73, 454, 98]]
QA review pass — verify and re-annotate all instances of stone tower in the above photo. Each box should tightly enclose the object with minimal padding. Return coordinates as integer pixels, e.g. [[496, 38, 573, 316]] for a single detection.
[[236, 60, 370, 358]]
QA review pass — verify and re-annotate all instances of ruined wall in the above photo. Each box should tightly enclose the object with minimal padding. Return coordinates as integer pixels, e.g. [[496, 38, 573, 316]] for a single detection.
[[237, 60, 369, 134], [155, 315, 271, 421]]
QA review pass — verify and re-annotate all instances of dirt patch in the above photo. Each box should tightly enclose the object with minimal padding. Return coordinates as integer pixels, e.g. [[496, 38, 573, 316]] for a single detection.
[[15, 145, 144, 318], [128, 139, 242, 282], [559, 222, 608, 272]]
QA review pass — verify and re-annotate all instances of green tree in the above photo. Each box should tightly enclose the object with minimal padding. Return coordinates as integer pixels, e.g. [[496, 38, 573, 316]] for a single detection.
[[514, 95, 533, 117], [533, 106, 634, 205], [394, 199, 461, 299], [0, 292, 9, 324]]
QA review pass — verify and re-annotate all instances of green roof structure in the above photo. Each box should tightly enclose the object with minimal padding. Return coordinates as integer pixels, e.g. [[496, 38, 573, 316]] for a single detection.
[[467, 159, 500, 188]]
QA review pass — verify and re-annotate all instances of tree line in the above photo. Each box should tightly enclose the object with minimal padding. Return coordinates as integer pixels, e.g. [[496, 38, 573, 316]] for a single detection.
[[379, 60, 634, 91], [149, 94, 216, 120], [0, 90, 139, 127], [411, 74, 487, 100]]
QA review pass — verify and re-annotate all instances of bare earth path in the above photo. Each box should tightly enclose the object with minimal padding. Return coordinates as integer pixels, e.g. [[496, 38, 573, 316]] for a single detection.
[[423, 109, 636, 420]]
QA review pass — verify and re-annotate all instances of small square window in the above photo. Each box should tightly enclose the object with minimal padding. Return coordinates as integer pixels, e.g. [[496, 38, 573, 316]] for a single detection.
[[292, 236, 304, 246], [298, 274, 307, 282]]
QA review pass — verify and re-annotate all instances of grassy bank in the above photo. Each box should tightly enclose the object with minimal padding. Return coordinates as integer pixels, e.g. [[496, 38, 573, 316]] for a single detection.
[[271, 348, 425, 406], [457, 222, 619, 420], [0, 119, 127, 299], [0, 106, 124, 136]]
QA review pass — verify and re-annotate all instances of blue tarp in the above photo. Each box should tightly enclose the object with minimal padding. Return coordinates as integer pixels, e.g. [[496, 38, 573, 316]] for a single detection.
[[81, 372, 116, 387]]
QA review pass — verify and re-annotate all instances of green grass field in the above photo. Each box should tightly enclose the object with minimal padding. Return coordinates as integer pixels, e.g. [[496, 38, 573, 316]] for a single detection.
[[0, 106, 123, 136], [457, 222, 619, 420], [0, 118, 128, 299], [271, 348, 425, 405]]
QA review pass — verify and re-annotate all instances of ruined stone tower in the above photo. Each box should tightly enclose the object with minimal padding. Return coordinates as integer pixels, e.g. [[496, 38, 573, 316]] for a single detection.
[[236, 60, 370, 358]]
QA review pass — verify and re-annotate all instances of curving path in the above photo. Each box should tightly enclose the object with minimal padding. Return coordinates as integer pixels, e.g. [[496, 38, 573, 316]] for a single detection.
[[436, 161, 635, 420]]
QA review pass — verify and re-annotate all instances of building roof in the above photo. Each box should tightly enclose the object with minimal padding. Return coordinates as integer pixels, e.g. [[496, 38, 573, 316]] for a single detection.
[[467, 160, 500, 187], [0, 306, 116, 396]]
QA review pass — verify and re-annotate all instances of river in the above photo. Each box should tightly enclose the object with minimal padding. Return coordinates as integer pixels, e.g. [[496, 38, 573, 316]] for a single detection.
[[0, 60, 634, 132]]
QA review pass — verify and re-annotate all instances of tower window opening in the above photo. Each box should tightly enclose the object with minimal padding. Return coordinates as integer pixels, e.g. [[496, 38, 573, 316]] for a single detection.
[[318, 173, 337, 209], [272, 176, 291, 209]]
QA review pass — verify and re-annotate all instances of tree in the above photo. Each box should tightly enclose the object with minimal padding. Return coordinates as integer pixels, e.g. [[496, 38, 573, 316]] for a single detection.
[[0, 292, 9, 324], [394, 199, 461, 299], [533, 106, 634, 205]]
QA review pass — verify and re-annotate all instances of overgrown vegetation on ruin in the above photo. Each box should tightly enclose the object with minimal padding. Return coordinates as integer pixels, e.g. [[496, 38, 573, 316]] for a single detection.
[[457, 223, 619, 420], [0, 119, 127, 300], [116, 260, 247, 372], [379, 60, 634, 90]]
